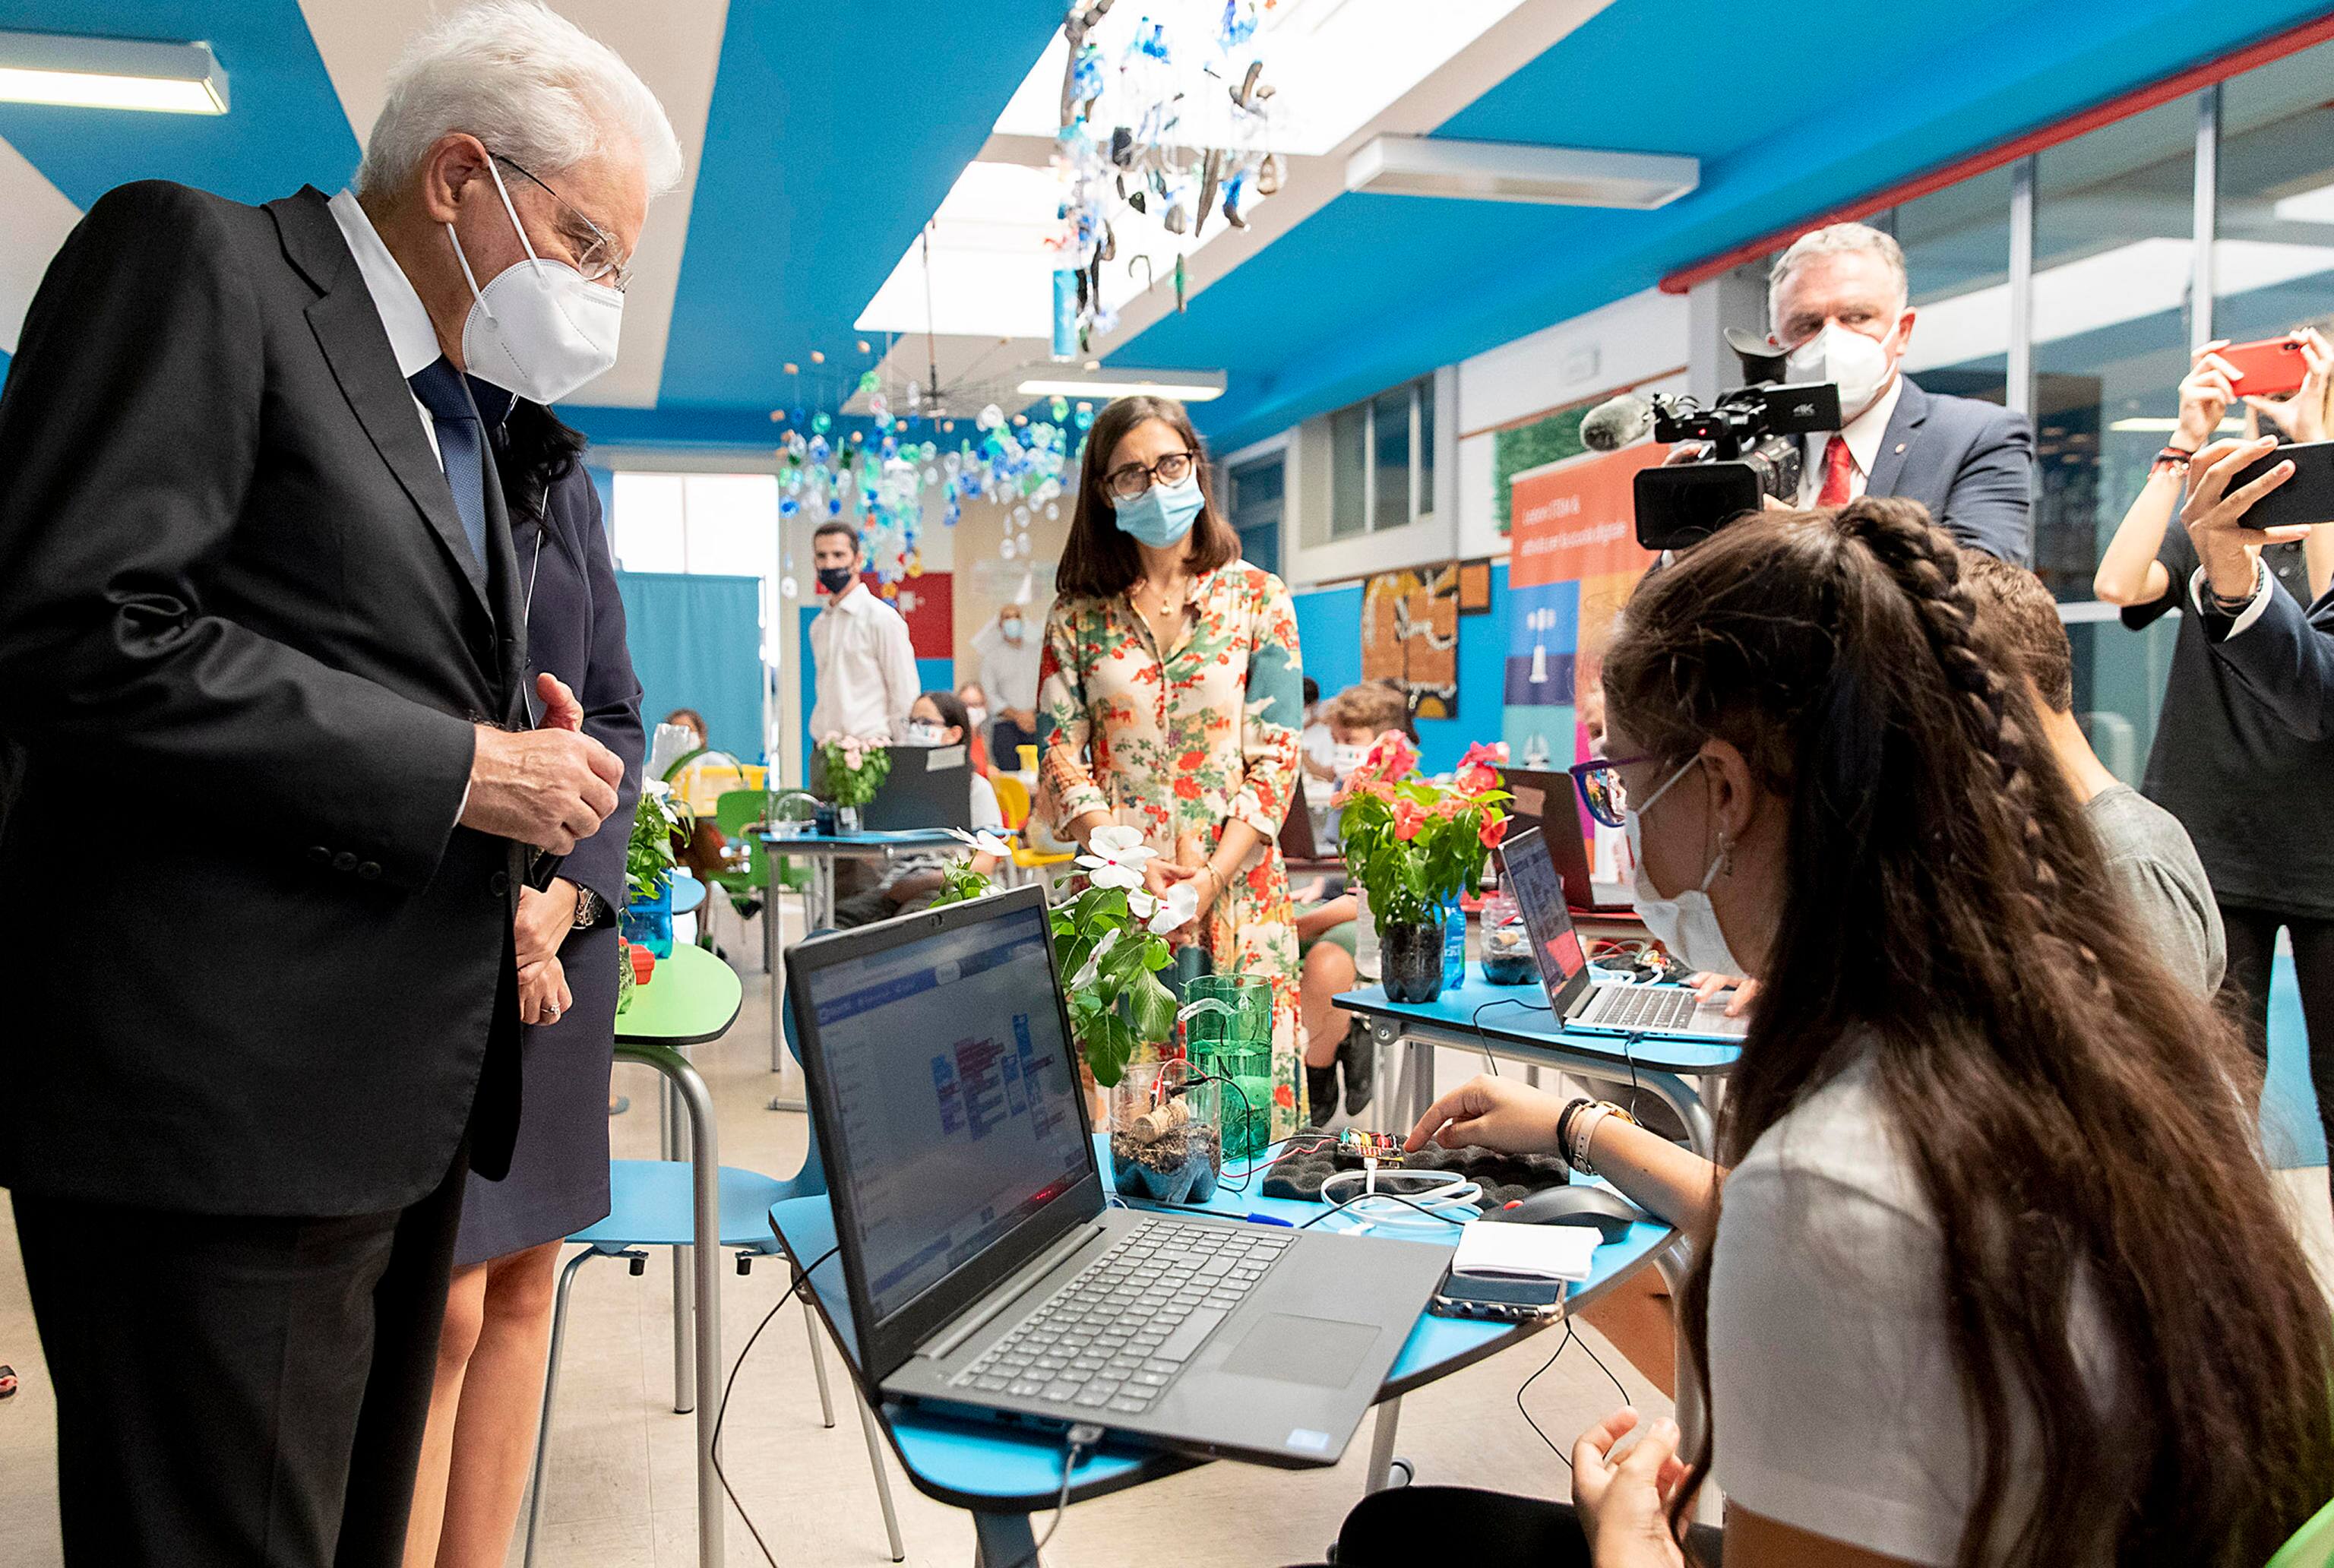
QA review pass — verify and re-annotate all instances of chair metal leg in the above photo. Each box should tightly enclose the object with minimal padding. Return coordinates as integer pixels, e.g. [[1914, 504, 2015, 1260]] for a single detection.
[[857, 1396, 907, 1562], [523, 1247, 600, 1568], [802, 1295, 837, 1428]]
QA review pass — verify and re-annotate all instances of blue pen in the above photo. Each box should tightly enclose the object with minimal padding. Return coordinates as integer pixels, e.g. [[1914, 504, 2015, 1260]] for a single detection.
[[1244, 1212, 1294, 1228]]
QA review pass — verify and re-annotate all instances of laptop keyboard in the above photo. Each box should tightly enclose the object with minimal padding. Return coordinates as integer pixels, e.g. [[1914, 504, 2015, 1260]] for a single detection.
[[952, 1219, 1291, 1417], [1586, 984, 1705, 1032]]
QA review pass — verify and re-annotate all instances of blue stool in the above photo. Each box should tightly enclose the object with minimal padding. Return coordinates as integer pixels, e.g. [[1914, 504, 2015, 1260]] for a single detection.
[[523, 1019, 904, 1563]]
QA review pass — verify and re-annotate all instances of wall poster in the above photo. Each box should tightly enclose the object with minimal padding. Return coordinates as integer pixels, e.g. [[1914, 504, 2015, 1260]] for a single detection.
[[1502, 445, 1667, 890], [1360, 561, 1461, 719]]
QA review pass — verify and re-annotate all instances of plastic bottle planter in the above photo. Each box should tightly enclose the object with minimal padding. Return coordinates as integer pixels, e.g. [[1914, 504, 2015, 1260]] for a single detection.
[[835, 804, 862, 836], [1181, 975, 1274, 1163], [1479, 892, 1536, 986], [1108, 1061, 1222, 1204], [621, 880, 675, 959], [1379, 907, 1447, 1004]]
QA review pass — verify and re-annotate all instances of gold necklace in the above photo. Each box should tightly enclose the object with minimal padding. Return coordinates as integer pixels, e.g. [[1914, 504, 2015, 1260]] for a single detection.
[[1134, 577, 1185, 623]]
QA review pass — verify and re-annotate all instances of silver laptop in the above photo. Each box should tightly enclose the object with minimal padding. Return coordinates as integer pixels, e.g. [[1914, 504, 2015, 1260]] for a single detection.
[[783, 885, 1452, 1467], [1499, 827, 1748, 1044]]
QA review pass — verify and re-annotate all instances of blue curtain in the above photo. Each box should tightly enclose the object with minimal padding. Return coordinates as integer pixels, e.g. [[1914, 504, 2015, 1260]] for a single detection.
[[616, 571, 764, 765]]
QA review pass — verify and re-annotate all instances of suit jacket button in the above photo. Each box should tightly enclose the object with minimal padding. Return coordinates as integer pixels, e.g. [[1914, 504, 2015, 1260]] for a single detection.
[[489, 870, 511, 897], [332, 851, 358, 873], [356, 861, 381, 881], [307, 846, 331, 865]]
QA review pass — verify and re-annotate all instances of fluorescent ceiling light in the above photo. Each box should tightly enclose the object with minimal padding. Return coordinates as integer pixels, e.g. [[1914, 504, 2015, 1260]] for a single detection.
[[2107, 416, 2247, 432], [2272, 181, 2334, 226], [1346, 135, 1698, 207], [0, 30, 229, 114], [1017, 369, 1227, 402]]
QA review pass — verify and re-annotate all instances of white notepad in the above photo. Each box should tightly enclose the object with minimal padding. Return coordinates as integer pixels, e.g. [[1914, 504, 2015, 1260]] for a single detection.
[[1450, 1221, 1600, 1283]]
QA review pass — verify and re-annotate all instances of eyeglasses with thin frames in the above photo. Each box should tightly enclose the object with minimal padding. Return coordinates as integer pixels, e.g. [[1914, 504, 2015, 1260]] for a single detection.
[[492, 152, 632, 292], [1103, 449, 1198, 501]]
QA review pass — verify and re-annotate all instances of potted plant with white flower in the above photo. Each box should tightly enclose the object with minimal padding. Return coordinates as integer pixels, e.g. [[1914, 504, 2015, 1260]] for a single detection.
[[925, 823, 1199, 1086], [815, 735, 892, 833]]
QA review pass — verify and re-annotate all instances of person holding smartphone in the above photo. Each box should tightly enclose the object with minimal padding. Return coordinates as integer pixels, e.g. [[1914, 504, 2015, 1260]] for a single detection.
[[2092, 328, 2334, 1193]]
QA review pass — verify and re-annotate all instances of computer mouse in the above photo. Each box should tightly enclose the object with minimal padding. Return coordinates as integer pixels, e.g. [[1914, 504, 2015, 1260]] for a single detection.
[[1488, 1184, 1648, 1240]]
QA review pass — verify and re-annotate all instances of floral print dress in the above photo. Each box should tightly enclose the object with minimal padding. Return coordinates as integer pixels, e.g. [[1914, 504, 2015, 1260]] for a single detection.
[[1037, 562, 1309, 1135]]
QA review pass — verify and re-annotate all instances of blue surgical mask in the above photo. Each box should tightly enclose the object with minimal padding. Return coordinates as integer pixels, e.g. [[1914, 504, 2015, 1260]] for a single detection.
[[1113, 473, 1204, 548]]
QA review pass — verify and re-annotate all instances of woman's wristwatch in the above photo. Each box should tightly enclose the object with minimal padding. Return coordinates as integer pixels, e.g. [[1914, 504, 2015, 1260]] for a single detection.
[[1556, 1097, 1637, 1177], [573, 886, 606, 929]]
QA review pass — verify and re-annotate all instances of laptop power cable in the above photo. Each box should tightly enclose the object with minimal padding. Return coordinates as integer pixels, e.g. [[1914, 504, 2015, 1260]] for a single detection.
[[997, 1421, 1105, 1568]]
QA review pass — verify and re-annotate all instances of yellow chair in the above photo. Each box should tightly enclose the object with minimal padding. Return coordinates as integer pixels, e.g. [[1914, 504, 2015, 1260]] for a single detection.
[[985, 773, 1073, 889]]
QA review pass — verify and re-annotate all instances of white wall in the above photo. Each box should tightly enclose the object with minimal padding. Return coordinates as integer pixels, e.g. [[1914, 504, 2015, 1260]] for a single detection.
[[1256, 285, 1691, 589], [1453, 286, 1690, 559]]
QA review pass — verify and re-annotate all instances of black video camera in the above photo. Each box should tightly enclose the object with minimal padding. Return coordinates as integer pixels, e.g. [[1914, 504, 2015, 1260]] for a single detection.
[[1633, 328, 1842, 551]]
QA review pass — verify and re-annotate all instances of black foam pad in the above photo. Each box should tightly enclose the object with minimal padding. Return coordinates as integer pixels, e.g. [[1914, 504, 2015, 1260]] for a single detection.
[[1260, 1139, 1567, 1213]]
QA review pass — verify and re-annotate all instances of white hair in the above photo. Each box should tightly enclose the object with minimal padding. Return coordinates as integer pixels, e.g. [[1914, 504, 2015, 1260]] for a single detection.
[[1768, 222, 1909, 327], [356, 1, 682, 201]]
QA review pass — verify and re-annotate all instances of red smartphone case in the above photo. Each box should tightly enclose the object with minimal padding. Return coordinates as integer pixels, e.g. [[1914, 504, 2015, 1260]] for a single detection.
[[2219, 337, 2310, 400]]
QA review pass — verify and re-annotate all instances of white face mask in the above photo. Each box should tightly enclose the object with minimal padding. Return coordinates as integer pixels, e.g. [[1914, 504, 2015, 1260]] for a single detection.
[[1785, 319, 1898, 423], [1624, 756, 1745, 977], [447, 158, 624, 405], [999, 618, 1025, 645], [905, 719, 949, 747], [1330, 742, 1367, 777], [964, 704, 988, 729]]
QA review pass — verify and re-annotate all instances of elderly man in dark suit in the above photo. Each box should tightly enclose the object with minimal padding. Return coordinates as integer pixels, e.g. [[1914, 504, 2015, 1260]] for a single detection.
[[0, 4, 678, 1563], [1769, 222, 2035, 566]]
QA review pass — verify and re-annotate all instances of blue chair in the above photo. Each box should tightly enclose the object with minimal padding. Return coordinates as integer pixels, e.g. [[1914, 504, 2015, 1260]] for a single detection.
[[522, 1006, 904, 1565]]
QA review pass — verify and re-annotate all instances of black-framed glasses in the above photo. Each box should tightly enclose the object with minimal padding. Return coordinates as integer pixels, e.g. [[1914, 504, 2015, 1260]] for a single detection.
[[1567, 756, 1650, 830], [492, 152, 633, 292], [1103, 449, 1198, 501]]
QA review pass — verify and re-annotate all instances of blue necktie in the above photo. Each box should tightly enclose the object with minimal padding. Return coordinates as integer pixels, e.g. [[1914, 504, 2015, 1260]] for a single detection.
[[408, 356, 488, 568]]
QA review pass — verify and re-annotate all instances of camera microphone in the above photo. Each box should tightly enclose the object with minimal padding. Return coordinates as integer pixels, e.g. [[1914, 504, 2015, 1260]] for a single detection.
[[1580, 393, 1655, 453]]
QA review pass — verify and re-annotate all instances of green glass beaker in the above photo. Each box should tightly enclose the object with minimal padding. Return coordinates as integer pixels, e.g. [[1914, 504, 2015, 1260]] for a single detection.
[[1181, 972, 1275, 1162]]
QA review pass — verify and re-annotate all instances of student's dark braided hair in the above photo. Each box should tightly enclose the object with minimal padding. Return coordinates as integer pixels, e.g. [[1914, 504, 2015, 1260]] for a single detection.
[[1602, 498, 2334, 1567]]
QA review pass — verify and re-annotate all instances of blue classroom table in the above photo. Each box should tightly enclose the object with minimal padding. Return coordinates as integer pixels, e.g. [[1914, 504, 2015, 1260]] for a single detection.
[[770, 1133, 1678, 1566], [1337, 974, 1742, 1158]]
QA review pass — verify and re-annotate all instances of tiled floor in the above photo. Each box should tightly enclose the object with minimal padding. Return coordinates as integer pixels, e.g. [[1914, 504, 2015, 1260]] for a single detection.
[[4, 899, 2329, 1566]]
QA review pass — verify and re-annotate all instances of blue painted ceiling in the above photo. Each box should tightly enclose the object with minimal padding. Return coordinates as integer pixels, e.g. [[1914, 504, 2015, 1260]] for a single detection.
[[0, 0, 2323, 454]]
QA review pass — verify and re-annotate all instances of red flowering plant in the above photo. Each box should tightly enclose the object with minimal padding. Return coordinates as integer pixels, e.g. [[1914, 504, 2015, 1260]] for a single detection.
[[1333, 734, 1510, 931]]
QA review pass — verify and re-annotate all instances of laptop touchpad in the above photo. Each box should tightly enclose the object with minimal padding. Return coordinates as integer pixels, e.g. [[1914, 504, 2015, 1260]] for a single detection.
[[1219, 1314, 1380, 1386]]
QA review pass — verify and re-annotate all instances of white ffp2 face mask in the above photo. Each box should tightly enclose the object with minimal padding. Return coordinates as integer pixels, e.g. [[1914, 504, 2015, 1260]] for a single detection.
[[447, 159, 623, 405], [1785, 320, 1897, 424], [1624, 756, 1745, 978]]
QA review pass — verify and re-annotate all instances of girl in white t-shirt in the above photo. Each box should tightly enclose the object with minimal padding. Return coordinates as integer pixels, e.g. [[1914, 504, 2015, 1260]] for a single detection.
[[1338, 499, 2334, 1568]]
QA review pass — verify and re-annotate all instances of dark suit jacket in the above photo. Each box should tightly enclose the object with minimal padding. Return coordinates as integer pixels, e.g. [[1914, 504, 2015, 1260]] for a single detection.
[[505, 444, 644, 918], [1865, 375, 2035, 566], [0, 182, 529, 1216], [2203, 576, 2334, 742]]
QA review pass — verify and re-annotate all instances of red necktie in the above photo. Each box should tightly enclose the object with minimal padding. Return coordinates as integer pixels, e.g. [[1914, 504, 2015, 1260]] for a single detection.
[[1817, 435, 1856, 507]]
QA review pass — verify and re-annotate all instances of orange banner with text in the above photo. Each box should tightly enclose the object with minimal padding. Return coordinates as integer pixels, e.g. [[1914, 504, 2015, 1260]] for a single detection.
[[1508, 444, 1668, 590]]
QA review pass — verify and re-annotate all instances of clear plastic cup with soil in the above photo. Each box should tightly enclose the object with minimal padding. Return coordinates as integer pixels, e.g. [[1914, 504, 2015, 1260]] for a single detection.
[[1108, 1060, 1223, 1204]]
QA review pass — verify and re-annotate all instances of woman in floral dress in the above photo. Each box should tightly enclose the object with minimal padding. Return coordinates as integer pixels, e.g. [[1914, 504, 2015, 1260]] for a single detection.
[[1036, 396, 1311, 1135]]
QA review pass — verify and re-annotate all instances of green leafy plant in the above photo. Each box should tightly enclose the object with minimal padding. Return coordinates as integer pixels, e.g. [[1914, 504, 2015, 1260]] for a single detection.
[[627, 780, 689, 902], [1336, 735, 1511, 930], [916, 825, 1197, 1086], [817, 735, 893, 809]]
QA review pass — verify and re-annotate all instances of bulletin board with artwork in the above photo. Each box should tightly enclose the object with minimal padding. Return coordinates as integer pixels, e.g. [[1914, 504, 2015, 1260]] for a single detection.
[[1360, 561, 1460, 719]]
